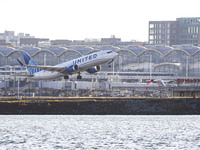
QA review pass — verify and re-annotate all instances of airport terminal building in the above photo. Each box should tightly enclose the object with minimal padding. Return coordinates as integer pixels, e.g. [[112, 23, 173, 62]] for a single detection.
[[0, 45, 200, 97], [0, 45, 200, 77]]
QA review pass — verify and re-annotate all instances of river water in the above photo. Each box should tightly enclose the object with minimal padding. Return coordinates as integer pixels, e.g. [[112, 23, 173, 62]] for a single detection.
[[0, 115, 200, 149]]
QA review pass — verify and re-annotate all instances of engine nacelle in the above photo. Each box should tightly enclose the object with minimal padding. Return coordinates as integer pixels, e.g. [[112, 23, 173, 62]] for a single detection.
[[86, 65, 101, 74], [65, 64, 79, 74]]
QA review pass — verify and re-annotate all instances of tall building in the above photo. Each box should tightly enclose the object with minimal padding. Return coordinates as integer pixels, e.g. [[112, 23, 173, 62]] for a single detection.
[[149, 17, 200, 46], [177, 18, 200, 45], [149, 21, 177, 45]]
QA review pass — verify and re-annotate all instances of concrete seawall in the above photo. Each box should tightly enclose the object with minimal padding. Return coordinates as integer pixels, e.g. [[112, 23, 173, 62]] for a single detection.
[[0, 97, 200, 115]]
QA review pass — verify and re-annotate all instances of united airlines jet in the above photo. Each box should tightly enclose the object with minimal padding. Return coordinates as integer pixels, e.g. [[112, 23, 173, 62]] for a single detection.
[[17, 50, 118, 80]]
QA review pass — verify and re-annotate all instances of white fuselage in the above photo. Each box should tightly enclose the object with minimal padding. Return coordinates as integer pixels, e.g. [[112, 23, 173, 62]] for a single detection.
[[31, 50, 118, 80]]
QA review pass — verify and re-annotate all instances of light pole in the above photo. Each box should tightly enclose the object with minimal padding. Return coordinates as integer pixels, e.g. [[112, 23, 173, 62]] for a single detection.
[[150, 53, 152, 80], [17, 79, 20, 99]]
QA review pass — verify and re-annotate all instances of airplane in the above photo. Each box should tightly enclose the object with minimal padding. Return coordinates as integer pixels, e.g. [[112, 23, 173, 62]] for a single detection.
[[147, 79, 177, 87], [17, 50, 118, 80], [147, 79, 166, 87]]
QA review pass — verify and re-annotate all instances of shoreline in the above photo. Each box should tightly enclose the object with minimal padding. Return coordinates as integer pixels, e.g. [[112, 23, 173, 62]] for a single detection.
[[0, 97, 200, 115]]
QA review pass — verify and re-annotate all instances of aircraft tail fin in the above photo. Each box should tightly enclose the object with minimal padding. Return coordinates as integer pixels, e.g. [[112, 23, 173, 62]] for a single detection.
[[22, 53, 41, 75], [147, 79, 154, 85]]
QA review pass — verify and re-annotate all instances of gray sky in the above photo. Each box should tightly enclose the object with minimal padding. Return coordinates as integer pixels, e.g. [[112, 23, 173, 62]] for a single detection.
[[0, 0, 199, 41]]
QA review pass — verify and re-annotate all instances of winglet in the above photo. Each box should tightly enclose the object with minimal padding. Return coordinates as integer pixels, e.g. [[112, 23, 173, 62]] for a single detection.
[[17, 59, 24, 66]]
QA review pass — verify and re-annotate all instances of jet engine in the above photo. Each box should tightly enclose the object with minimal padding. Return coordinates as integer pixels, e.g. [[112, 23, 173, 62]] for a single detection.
[[86, 65, 101, 74], [65, 64, 79, 74]]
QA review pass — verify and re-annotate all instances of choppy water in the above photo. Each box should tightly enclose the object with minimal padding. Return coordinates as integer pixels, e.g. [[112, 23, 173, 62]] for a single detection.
[[0, 115, 200, 149]]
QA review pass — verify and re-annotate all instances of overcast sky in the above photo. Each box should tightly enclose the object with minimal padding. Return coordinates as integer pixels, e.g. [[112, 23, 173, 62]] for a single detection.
[[0, 0, 199, 41]]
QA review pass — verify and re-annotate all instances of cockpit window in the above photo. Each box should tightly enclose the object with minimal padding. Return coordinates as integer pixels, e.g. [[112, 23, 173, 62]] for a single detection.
[[107, 51, 113, 54]]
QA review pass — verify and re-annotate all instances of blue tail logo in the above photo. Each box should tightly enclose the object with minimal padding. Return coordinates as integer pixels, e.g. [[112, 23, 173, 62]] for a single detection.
[[22, 53, 41, 75]]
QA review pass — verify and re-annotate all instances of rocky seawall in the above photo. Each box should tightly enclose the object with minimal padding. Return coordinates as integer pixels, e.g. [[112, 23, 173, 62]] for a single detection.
[[0, 97, 200, 115]]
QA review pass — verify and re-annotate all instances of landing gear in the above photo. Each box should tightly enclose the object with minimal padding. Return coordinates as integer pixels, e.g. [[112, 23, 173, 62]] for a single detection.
[[64, 75, 69, 80], [108, 59, 114, 68], [77, 72, 82, 80], [77, 75, 82, 80]]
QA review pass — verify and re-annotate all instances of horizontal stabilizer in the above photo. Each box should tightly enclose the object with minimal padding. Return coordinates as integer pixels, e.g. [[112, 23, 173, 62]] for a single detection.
[[17, 59, 24, 66]]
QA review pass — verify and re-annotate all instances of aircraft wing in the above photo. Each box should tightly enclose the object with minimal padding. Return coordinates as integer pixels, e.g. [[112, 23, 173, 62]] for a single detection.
[[12, 75, 34, 77], [25, 65, 65, 72]]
